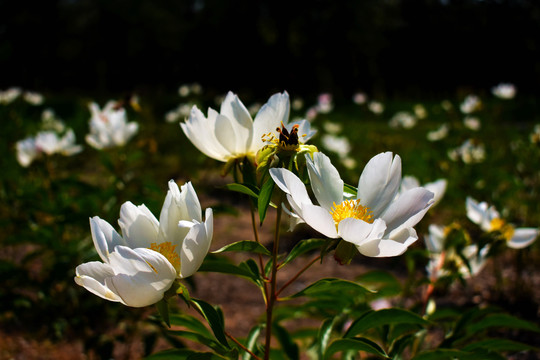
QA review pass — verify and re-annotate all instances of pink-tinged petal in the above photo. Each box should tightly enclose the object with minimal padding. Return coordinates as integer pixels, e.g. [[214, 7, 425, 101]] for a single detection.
[[90, 216, 125, 263], [118, 201, 159, 249], [381, 187, 434, 234], [357, 152, 402, 217], [306, 152, 343, 210], [508, 228, 539, 249], [301, 203, 339, 239]]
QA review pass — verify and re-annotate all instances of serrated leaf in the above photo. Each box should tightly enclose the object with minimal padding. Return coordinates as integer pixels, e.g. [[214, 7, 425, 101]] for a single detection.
[[190, 298, 229, 348], [284, 278, 373, 301], [224, 183, 259, 199], [258, 176, 274, 224], [324, 338, 388, 359], [212, 240, 271, 256], [279, 238, 327, 268], [345, 309, 430, 338]]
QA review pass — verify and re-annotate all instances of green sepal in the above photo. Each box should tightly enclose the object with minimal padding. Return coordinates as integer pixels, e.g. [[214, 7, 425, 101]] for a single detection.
[[334, 240, 358, 265], [156, 298, 171, 328]]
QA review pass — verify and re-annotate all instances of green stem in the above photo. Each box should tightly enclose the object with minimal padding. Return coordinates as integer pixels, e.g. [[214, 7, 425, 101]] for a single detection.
[[264, 202, 283, 360]]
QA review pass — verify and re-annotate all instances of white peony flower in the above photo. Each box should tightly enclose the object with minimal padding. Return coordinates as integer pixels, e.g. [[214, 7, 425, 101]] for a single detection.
[[466, 197, 538, 249], [491, 83, 516, 99], [270, 152, 434, 258], [181, 91, 314, 163], [427, 123, 449, 142], [75, 180, 213, 307], [86, 101, 139, 149]]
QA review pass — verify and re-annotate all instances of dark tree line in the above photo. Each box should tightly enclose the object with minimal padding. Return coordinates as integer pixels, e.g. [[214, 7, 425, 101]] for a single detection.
[[1, 0, 539, 99]]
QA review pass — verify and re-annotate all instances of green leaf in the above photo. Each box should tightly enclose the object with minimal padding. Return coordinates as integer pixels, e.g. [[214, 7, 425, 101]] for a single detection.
[[198, 258, 260, 284], [273, 322, 299, 360], [345, 309, 430, 338], [317, 318, 337, 359], [412, 349, 503, 360], [168, 330, 222, 352], [224, 183, 259, 199], [284, 278, 372, 300], [156, 298, 170, 327], [355, 270, 403, 298], [463, 338, 538, 352], [190, 298, 229, 348], [343, 183, 358, 197], [212, 240, 271, 256], [466, 313, 540, 334], [324, 338, 388, 359], [144, 348, 195, 359], [258, 176, 274, 224], [169, 314, 213, 339], [242, 324, 264, 360], [279, 238, 327, 268]]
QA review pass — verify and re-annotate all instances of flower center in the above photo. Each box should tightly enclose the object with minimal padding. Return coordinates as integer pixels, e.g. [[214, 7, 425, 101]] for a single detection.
[[261, 122, 307, 152], [490, 218, 515, 241], [149, 241, 181, 272], [330, 199, 374, 228]]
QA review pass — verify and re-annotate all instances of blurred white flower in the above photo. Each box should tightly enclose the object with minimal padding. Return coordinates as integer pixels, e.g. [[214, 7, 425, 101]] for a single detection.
[[317, 93, 333, 114], [400, 176, 447, 207], [425, 224, 488, 279], [75, 180, 213, 307], [466, 197, 539, 249], [270, 152, 434, 259], [389, 111, 417, 129], [491, 83, 516, 99], [190, 83, 203, 95], [306, 106, 319, 121], [35, 129, 83, 156], [23, 91, 44, 105], [530, 124, 540, 144], [427, 123, 449, 142], [368, 101, 384, 115], [41, 109, 66, 133], [341, 156, 357, 170], [321, 134, 351, 159], [178, 84, 191, 97], [460, 94, 481, 114], [0, 87, 22, 104], [86, 101, 139, 149], [15, 137, 39, 167], [165, 103, 193, 123], [413, 104, 427, 119], [353, 92, 367, 105], [322, 121, 343, 134], [181, 91, 315, 163], [292, 98, 304, 111], [441, 100, 453, 112], [463, 116, 481, 131], [448, 139, 485, 164]]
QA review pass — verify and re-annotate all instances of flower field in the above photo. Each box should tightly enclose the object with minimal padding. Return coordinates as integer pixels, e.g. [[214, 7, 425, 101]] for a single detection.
[[1, 85, 539, 359]]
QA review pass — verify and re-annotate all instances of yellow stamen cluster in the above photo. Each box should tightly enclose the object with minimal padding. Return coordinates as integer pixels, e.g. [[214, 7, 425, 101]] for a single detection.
[[490, 218, 515, 241], [149, 241, 181, 271], [330, 199, 374, 228]]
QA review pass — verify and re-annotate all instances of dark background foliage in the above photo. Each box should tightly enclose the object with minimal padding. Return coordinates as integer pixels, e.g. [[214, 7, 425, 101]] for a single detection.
[[1, 0, 540, 100]]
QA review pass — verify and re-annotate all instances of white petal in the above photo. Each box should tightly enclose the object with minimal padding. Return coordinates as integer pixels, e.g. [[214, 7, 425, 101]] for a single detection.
[[357, 226, 417, 257], [425, 224, 445, 253], [90, 216, 125, 263], [508, 228, 539, 249], [181, 106, 229, 161], [424, 179, 447, 206], [306, 152, 344, 210], [252, 92, 290, 150], [381, 187, 434, 234], [269, 168, 312, 217], [220, 92, 253, 151], [179, 210, 213, 278], [118, 201, 159, 248], [291, 119, 317, 143], [358, 152, 402, 217], [214, 113, 240, 155], [74, 262, 125, 304], [301, 203, 339, 238], [400, 176, 420, 192], [338, 218, 386, 246], [108, 247, 176, 307]]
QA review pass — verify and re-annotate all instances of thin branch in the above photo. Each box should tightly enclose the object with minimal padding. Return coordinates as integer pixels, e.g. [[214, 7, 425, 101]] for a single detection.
[[276, 254, 321, 298], [226, 331, 263, 360]]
